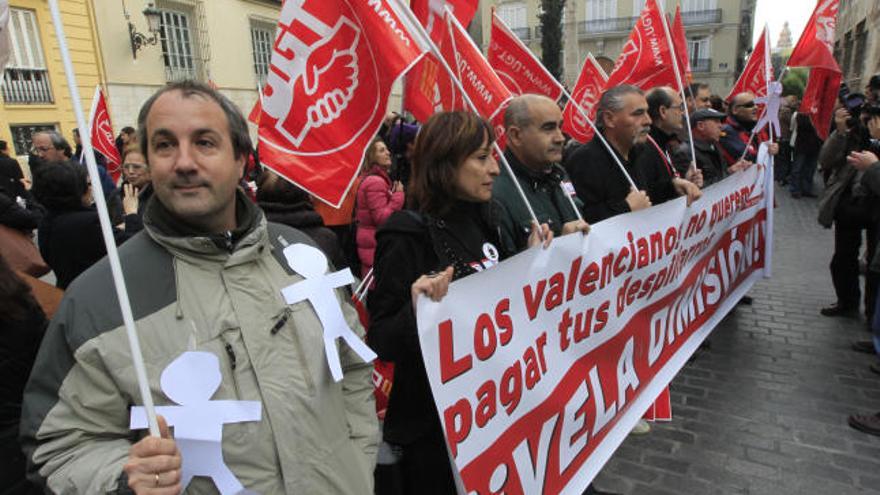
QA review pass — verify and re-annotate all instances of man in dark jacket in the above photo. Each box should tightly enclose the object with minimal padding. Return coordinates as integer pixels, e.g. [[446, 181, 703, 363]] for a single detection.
[[643, 86, 704, 189], [494, 94, 589, 252], [564, 85, 701, 224], [672, 108, 750, 186], [817, 106, 877, 319]]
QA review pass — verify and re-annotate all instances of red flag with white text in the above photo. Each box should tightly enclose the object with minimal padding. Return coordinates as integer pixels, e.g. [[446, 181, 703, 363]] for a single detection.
[[439, 10, 513, 122], [670, 7, 691, 86], [87, 86, 122, 182], [488, 11, 563, 100], [787, 0, 840, 71], [562, 53, 608, 144], [258, 0, 426, 207], [404, 0, 478, 121], [727, 27, 772, 101], [605, 0, 680, 91], [800, 67, 841, 140]]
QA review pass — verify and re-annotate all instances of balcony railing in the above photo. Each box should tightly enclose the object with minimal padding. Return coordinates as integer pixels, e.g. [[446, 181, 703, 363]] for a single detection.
[[691, 58, 712, 72], [681, 9, 722, 25], [2, 68, 53, 104], [511, 26, 531, 40], [579, 17, 638, 36], [578, 17, 638, 36]]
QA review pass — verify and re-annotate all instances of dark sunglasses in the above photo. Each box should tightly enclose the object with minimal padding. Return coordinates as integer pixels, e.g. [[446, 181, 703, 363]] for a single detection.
[[736, 101, 756, 109]]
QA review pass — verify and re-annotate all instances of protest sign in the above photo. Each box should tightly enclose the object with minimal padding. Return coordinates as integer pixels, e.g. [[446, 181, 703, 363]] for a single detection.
[[417, 154, 771, 494]]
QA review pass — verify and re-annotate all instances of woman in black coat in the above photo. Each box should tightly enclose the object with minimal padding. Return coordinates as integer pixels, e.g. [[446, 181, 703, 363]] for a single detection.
[[255, 168, 346, 270], [367, 112, 549, 493], [32, 161, 139, 289]]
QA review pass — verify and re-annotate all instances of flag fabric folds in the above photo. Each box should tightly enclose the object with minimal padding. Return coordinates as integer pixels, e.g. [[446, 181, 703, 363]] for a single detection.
[[404, 0, 478, 122], [86, 86, 122, 182], [787, 0, 840, 72], [257, 0, 426, 207], [670, 6, 691, 86], [562, 53, 608, 144], [605, 0, 680, 92], [487, 11, 563, 101], [440, 10, 513, 122], [727, 26, 772, 101], [787, 0, 841, 140], [800, 67, 842, 140]]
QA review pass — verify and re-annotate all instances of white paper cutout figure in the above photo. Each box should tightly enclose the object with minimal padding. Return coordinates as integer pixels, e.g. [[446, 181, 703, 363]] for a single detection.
[[754, 81, 783, 138], [130, 351, 261, 495], [279, 243, 377, 382]]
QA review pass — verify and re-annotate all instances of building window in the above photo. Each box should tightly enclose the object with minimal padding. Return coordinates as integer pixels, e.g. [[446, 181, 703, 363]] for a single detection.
[[633, 0, 646, 14], [853, 21, 867, 79], [250, 23, 274, 87], [586, 0, 616, 20], [158, 7, 198, 81], [2, 8, 52, 105], [842, 31, 853, 77], [9, 124, 56, 156], [498, 2, 529, 39], [682, 0, 717, 11], [688, 36, 712, 72]]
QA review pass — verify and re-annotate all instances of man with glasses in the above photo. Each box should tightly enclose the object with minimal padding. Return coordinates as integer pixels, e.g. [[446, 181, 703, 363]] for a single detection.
[[641, 86, 703, 190], [719, 92, 779, 166]]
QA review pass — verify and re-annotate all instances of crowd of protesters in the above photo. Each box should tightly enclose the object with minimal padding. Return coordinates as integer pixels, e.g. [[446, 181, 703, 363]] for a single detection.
[[2, 71, 880, 495]]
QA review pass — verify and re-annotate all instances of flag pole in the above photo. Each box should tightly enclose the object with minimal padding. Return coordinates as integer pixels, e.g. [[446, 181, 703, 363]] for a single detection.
[[490, 13, 638, 189], [393, 0, 542, 228], [658, 0, 698, 173], [762, 25, 774, 278], [47, 0, 160, 437]]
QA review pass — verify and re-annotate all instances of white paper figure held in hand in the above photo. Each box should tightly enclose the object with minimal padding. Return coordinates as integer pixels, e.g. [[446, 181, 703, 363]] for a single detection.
[[754, 81, 783, 137], [130, 351, 261, 495], [280, 243, 377, 382]]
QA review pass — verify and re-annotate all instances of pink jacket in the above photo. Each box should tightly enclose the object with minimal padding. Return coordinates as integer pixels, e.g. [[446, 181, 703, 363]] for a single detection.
[[355, 166, 404, 276]]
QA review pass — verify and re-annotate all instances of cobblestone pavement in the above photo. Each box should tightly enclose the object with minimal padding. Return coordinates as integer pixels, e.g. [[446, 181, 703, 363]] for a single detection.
[[592, 185, 880, 494]]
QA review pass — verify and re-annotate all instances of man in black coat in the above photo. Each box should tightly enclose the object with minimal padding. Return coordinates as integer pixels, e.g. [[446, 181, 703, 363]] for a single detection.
[[564, 85, 701, 224]]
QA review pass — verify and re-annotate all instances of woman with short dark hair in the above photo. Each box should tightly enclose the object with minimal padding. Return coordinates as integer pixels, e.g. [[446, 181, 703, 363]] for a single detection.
[[32, 161, 139, 289], [367, 112, 549, 492]]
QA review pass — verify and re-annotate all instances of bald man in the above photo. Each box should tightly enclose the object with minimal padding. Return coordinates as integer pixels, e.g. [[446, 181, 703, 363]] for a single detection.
[[494, 94, 588, 252]]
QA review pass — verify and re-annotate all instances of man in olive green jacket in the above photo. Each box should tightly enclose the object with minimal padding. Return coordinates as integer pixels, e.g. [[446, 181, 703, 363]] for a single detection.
[[20, 81, 377, 494], [493, 95, 589, 254]]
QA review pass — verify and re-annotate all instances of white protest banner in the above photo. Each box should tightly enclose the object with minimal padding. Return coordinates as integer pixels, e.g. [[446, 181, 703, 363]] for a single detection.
[[416, 152, 772, 494]]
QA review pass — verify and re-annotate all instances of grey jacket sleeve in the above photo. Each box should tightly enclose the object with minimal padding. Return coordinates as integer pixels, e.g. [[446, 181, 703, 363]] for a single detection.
[[20, 295, 133, 494], [337, 295, 380, 486], [818, 130, 848, 173]]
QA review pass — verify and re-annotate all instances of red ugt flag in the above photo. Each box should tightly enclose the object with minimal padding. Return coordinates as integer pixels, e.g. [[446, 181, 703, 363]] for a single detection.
[[727, 27, 771, 101], [258, 0, 426, 207], [488, 11, 562, 100], [801, 67, 842, 140], [404, 0, 478, 122], [787, 0, 840, 72], [440, 10, 513, 122], [87, 86, 122, 182], [788, 0, 841, 139], [670, 6, 691, 86], [605, 0, 679, 91], [562, 53, 608, 144]]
